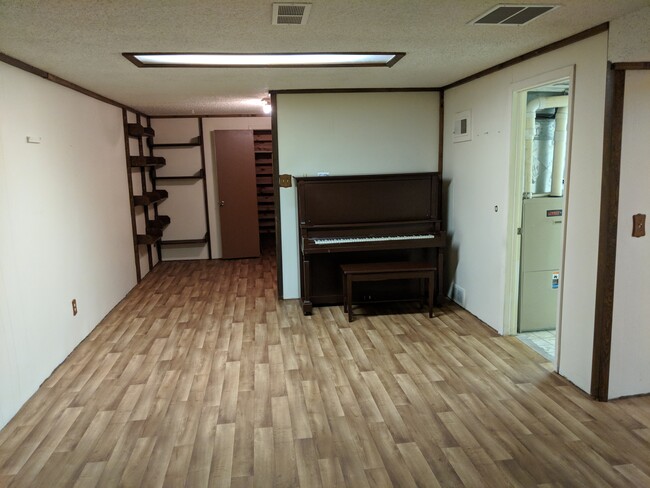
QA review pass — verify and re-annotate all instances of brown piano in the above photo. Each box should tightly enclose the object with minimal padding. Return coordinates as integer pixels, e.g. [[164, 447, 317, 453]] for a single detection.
[[295, 172, 445, 315]]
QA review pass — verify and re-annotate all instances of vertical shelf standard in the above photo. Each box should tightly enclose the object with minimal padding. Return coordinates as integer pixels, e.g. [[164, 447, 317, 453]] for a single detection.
[[124, 118, 169, 281]]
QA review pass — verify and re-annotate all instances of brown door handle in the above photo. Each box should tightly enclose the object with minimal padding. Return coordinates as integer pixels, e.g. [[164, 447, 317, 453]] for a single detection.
[[219, 201, 225, 207]]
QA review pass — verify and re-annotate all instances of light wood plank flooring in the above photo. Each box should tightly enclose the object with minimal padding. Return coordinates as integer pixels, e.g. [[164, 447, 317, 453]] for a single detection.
[[1, 253, 650, 487]]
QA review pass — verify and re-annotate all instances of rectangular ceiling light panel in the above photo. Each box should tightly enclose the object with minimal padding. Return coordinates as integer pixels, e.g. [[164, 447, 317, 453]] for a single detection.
[[471, 4, 558, 25], [123, 52, 404, 68]]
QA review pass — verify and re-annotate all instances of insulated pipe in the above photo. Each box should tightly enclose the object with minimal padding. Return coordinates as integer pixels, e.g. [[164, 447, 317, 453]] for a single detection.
[[551, 106, 568, 196], [524, 96, 569, 196]]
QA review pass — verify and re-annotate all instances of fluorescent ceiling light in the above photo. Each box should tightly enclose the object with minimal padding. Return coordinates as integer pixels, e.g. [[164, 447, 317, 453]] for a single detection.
[[123, 52, 404, 68]]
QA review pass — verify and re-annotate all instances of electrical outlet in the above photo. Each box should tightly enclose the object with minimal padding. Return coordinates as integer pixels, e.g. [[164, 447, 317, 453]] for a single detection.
[[72, 299, 78, 316]]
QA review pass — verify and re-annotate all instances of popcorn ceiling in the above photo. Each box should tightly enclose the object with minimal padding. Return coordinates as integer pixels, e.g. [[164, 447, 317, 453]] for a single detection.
[[0, 0, 647, 115]]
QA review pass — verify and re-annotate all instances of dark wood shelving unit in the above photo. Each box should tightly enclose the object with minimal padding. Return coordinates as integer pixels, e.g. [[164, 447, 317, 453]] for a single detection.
[[147, 215, 171, 230], [148, 118, 212, 259], [149, 137, 202, 149], [129, 155, 166, 168], [127, 123, 155, 138], [155, 169, 205, 181], [254, 130, 275, 236], [133, 189, 168, 206], [160, 232, 209, 245], [124, 116, 170, 282], [137, 227, 163, 245]]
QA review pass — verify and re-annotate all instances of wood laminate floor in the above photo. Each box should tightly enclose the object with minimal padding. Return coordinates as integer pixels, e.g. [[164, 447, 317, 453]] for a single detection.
[[1, 252, 650, 487]]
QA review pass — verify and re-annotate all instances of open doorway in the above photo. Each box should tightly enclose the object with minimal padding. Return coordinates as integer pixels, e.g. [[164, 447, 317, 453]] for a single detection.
[[505, 72, 574, 366]]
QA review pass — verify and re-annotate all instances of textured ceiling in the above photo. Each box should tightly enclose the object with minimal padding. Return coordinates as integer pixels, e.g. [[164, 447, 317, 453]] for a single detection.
[[0, 0, 648, 115]]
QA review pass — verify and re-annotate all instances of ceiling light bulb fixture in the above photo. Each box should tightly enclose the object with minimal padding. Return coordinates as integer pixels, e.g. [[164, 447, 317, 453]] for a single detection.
[[261, 98, 272, 114]]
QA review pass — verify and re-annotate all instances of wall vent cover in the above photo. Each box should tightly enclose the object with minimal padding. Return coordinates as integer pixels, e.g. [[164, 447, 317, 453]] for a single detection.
[[470, 4, 558, 25], [272, 3, 312, 25]]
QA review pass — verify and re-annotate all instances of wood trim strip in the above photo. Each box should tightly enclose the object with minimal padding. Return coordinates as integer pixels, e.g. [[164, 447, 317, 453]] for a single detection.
[[149, 115, 163, 263], [0, 52, 145, 116], [271, 92, 283, 298], [591, 64, 625, 401], [442, 23, 609, 91], [198, 117, 213, 259], [438, 91, 445, 177], [271, 87, 440, 95], [122, 108, 141, 282], [149, 114, 269, 119], [0, 52, 48, 78], [136, 114, 154, 272], [612, 62, 650, 71]]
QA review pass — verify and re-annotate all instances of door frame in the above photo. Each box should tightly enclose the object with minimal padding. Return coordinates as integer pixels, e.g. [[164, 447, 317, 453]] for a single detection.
[[503, 66, 576, 369]]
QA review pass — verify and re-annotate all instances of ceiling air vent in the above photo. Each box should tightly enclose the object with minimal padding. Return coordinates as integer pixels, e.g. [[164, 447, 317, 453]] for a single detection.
[[272, 3, 312, 25], [470, 4, 558, 25]]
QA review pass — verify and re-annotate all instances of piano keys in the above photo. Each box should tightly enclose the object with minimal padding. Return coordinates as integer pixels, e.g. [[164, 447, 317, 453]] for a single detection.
[[311, 234, 437, 245], [295, 172, 445, 315]]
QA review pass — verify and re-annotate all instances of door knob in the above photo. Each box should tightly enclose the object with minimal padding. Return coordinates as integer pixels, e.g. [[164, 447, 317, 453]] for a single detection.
[[219, 201, 225, 207]]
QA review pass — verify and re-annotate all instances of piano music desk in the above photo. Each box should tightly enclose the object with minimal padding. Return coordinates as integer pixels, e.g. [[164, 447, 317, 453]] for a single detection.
[[340, 261, 436, 322]]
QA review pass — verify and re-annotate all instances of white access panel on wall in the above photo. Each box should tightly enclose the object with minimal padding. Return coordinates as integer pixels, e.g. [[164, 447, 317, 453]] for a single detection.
[[519, 196, 564, 332]]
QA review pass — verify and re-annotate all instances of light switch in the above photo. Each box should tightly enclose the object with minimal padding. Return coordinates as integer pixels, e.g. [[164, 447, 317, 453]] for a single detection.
[[632, 214, 646, 237], [279, 174, 292, 188]]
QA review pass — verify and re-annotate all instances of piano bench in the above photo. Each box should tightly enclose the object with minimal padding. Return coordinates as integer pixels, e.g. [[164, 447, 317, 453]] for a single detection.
[[340, 262, 436, 322]]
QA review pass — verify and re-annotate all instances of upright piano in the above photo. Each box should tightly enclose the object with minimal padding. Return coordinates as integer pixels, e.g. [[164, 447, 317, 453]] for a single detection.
[[295, 172, 445, 315]]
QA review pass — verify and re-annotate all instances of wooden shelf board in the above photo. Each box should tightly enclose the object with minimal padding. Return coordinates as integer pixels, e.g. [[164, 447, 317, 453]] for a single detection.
[[160, 233, 209, 245], [137, 227, 163, 245], [150, 141, 202, 148], [155, 171, 205, 181], [133, 190, 168, 206], [129, 156, 166, 169], [147, 215, 171, 230], [127, 123, 155, 138]]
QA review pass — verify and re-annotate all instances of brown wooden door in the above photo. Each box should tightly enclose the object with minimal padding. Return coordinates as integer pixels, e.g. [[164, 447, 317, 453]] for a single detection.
[[213, 130, 260, 258]]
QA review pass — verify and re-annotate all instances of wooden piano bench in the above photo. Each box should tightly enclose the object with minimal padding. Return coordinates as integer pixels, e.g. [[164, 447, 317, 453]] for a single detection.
[[340, 262, 436, 322]]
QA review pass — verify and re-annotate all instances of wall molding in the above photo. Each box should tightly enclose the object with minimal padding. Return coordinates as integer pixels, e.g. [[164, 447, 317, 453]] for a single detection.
[[442, 23, 609, 91], [0, 52, 145, 116]]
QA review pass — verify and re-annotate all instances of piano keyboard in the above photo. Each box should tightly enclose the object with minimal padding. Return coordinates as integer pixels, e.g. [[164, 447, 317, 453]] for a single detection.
[[312, 234, 436, 245]]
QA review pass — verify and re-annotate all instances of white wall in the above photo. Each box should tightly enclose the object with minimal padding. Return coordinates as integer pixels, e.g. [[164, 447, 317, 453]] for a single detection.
[[443, 33, 608, 393], [610, 71, 650, 398], [0, 63, 136, 428], [608, 6, 650, 399], [202, 117, 271, 259], [276, 91, 440, 298]]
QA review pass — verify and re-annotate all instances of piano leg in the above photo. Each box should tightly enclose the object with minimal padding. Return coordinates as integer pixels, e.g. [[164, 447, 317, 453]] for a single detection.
[[437, 249, 444, 306], [428, 274, 434, 318], [301, 257, 313, 315]]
